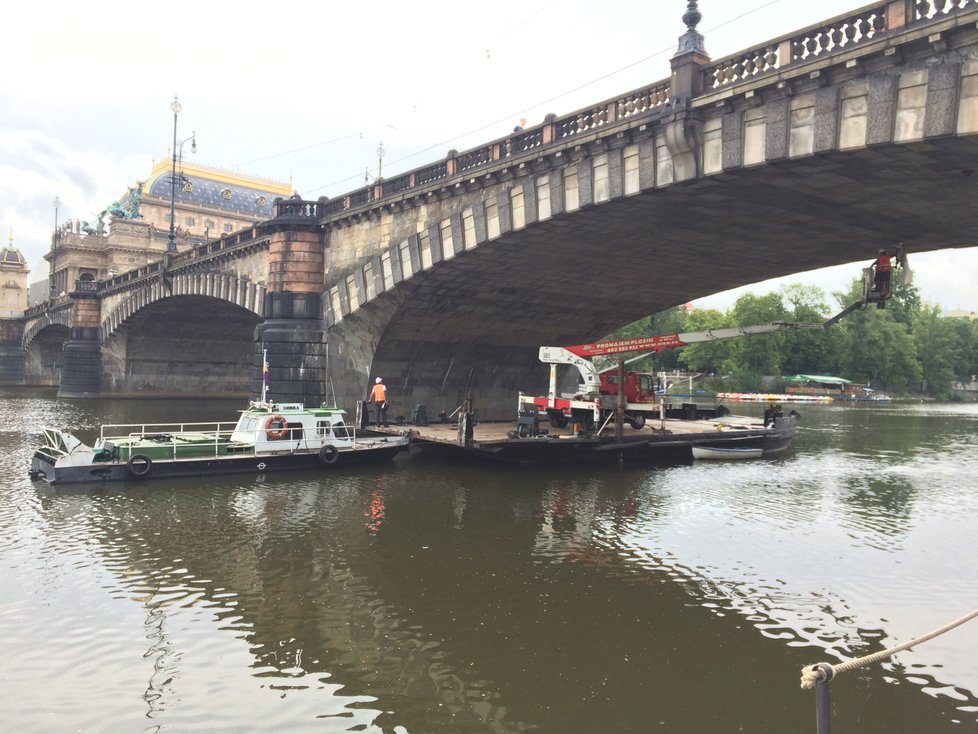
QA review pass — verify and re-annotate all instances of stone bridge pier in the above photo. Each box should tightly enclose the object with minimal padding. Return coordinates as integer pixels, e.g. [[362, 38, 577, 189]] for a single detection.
[[255, 204, 549, 421], [251, 203, 331, 408], [59, 283, 102, 398], [0, 321, 26, 385]]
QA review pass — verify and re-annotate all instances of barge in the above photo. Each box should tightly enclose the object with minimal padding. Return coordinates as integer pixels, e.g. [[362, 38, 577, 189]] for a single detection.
[[381, 409, 796, 464]]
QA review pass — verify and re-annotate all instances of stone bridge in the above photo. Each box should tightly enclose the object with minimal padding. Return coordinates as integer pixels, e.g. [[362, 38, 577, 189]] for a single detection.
[[8, 0, 978, 418]]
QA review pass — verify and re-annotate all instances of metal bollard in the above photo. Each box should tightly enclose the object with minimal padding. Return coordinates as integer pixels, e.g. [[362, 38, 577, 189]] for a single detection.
[[813, 663, 835, 734]]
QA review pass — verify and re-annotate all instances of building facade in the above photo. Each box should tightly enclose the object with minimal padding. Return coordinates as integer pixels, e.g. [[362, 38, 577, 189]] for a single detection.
[[36, 162, 291, 304], [0, 240, 29, 317]]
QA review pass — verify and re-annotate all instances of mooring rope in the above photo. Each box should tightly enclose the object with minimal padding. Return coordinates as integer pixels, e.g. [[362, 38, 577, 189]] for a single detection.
[[800, 606, 978, 690]]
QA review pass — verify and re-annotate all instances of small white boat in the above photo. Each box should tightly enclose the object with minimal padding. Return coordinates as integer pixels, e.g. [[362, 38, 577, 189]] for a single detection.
[[692, 445, 764, 460]]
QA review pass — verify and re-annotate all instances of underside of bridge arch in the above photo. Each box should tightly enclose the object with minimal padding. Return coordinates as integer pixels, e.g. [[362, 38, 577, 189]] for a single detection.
[[24, 324, 69, 387], [102, 294, 260, 397], [332, 138, 978, 420]]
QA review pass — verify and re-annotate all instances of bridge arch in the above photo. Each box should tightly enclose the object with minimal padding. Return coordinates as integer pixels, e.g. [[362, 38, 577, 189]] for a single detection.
[[23, 309, 72, 350], [325, 110, 978, 417], [318, 32, 978, 417], [100, 270, 265, 342], [22, 314, 71, 387], [100, 292, 262, 397]]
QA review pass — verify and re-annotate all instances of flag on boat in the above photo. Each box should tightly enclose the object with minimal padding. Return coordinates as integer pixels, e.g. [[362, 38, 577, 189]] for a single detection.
[[263, 355, 270, 384]]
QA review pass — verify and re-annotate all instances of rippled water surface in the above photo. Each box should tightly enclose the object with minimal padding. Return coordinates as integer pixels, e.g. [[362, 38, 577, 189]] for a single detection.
[[2, 389, 977, 732]]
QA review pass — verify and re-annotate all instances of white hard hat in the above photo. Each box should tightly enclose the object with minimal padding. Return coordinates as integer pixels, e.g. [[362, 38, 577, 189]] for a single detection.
[[375, 377, 382, 383]]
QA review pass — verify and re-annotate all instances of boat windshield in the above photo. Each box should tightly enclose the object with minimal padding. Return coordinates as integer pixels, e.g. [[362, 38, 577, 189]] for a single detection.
[[237, 415, 259, 434], [318, 419, 350, 439]]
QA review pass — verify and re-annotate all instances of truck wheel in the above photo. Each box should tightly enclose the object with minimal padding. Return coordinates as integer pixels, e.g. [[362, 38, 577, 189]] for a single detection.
[[549, 412, 568, 429], [628, 414, 646, 430]]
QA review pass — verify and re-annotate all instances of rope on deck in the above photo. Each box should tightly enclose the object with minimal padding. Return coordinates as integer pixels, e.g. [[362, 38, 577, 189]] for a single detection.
[[800, 605, 978, 690]]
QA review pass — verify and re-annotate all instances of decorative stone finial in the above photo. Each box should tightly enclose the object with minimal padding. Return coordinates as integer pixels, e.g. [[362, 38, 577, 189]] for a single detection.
[[682, 0, 701, 32], [676, 0, 707, 56]]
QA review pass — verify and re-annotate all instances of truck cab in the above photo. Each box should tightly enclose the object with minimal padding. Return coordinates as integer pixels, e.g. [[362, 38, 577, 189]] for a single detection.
[[598, 372, 658, 404]]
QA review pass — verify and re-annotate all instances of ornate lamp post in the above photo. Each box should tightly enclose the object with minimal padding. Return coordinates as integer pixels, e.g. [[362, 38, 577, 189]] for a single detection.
[[50, 195, 60, 297], [376, 141, 385, 180], [166, 95, 197, 260]]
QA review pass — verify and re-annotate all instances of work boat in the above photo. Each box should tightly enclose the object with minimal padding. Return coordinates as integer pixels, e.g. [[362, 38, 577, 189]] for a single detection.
[[29, 401, 410, 485]]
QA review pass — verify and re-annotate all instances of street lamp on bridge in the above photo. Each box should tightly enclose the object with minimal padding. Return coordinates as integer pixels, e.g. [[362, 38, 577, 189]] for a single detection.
[[50, 195, 60, 298], [166, 94, 197, 262]]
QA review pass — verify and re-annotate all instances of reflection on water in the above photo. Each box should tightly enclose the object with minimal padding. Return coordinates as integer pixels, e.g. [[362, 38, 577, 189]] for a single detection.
[[1, 390, 977, 731]]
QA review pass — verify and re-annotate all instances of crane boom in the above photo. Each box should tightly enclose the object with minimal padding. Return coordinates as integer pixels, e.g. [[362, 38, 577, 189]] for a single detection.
[[539, 321, 825, 388], [554, 320, 825, 359]]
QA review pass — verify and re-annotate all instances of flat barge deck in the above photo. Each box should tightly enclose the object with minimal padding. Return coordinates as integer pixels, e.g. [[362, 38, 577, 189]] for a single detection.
[[371, 413, 797, 464]]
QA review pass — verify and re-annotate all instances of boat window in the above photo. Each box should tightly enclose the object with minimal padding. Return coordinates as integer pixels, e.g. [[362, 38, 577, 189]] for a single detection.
[[239, 416, 257, 433], [287, 422, 303, 440], [317, 420, 331, 438], [333, 420, 350, 439]]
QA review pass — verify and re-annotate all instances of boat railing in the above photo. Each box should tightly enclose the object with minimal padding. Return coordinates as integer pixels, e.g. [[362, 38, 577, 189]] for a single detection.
[[100, 421, 237, 441], [100, 422, 237, 462]]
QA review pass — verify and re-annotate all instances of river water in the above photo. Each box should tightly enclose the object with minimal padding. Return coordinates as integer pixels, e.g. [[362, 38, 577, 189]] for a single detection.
[[1, 389, 976, 733]]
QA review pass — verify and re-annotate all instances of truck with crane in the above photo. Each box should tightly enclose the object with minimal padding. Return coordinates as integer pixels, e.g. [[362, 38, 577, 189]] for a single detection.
[[517, 257, 902, 434], [517, 321, 823, 432]]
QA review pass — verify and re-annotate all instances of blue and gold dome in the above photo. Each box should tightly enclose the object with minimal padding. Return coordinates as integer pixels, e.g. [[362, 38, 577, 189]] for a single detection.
[[141, 161, 292, 218]]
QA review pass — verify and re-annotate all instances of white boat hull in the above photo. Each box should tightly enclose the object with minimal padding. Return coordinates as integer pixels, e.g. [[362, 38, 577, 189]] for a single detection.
[[692, 446, 764, 460]]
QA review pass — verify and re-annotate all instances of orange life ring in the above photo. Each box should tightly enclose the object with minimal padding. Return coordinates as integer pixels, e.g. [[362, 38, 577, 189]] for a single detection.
[[264, 414, 288, 440]]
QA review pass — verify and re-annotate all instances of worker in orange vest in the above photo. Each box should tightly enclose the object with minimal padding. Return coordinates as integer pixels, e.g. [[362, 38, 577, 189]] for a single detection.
[[370, 377, 389, 427], [872, 249, 892, 305]]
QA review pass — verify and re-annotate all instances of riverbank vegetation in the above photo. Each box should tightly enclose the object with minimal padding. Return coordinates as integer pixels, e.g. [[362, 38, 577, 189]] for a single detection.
[[609, 272, 978, 400]]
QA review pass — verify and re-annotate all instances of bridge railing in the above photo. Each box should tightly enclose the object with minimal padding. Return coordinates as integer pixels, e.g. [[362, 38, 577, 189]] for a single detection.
[[74, 279, 98, 293], [305, 1, 975, 224], [312, 78, 671, 220], [705, 0, 976, 91], [23, 295, 72, 319], [272, 198, 319, 219]]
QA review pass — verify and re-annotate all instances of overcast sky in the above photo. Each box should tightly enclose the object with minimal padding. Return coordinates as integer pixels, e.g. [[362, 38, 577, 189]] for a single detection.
[[2, 0, 976, 313]]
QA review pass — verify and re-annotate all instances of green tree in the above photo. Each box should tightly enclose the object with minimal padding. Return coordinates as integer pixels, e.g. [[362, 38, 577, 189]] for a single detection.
[[727, 293, 789, 384], [647, 307, 691, 372], [677, 308, 735, 375], [913, 305, 965, 398], [840, 304, 921, 391], [884, 271, 922, 329], [950, 317, 978, 386], [780, 284, 848, 376]]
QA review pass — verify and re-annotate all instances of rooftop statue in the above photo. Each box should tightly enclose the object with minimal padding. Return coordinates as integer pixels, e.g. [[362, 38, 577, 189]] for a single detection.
[[81, 211, 107, 236], [106, 183, 144, 220]]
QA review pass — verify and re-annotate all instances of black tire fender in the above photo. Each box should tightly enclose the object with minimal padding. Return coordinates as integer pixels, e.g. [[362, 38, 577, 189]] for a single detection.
[[126, 454, 152, 478], [319, 444, 339, 465]]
